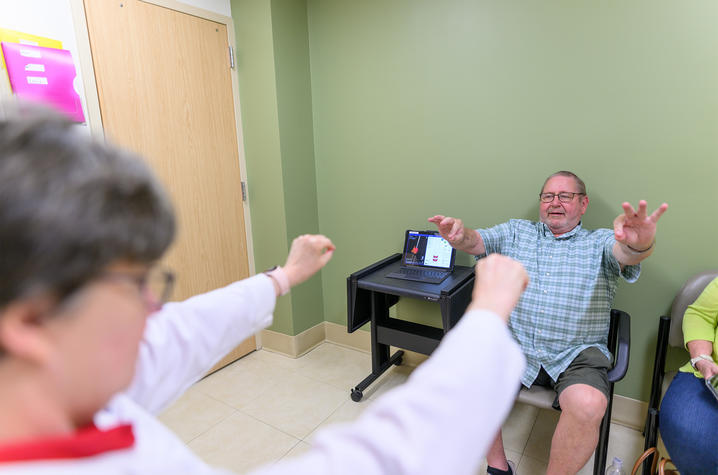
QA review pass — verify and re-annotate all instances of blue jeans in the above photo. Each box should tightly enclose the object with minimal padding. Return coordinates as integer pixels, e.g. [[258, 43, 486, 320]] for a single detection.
[[660, 371, 718, 475]]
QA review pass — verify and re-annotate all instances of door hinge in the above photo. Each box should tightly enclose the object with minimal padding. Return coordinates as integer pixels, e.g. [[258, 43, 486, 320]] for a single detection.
[[241, 181, 247, 201], [229, 45, 235, 69]]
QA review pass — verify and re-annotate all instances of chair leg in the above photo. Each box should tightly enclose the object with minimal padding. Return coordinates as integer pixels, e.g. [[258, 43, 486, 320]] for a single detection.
[[642, 408, 658, 475], [593, 389, 614, 475]]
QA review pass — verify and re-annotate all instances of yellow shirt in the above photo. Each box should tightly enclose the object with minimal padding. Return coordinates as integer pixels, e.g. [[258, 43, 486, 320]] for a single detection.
[[679, 277, 718, 377]]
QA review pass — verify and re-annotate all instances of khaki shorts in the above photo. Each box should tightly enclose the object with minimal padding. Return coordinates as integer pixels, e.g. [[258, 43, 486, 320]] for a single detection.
[[532, 347, 611, 410]]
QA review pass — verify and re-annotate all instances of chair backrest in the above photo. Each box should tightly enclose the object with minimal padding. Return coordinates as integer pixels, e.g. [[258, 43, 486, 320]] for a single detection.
[[668, 270, 718, 347]]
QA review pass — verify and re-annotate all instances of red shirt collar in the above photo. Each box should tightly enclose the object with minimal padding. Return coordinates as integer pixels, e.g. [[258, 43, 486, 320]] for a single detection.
[[0, 424, 134, 463]]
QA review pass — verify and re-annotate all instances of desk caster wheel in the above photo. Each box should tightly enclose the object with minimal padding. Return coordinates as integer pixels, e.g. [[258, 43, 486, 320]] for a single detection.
[[350, 389, 363, 402]]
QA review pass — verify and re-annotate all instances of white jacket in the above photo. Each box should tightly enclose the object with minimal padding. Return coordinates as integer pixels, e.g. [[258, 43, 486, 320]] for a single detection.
[[0, 274, 524, 475]]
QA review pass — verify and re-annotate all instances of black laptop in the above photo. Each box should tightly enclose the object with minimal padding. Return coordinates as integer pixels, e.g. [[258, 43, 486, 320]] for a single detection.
[[386, 230, 456, 284]]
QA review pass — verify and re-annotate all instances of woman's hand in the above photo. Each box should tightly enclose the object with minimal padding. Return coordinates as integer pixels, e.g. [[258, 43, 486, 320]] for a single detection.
[[283, 234, 336, 288]]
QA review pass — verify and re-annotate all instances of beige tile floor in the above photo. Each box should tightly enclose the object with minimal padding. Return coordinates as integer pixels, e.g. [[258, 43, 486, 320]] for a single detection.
[[159, 342, 647, 474]]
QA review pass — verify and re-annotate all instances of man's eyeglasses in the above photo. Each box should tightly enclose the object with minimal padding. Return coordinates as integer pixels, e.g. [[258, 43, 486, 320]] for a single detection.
[[539, 192, 585, 203], [100, 266, 176, 306]]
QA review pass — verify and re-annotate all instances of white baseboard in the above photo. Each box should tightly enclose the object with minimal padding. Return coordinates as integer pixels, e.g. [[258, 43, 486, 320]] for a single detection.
[[611, 394, 647, 431], [261, 321, 374, 357], [324, 321, 369, 352], [260, 321, 325, 358]]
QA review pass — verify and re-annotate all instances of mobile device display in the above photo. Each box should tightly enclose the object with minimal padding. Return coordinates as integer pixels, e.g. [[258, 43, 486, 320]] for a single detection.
[[705, 374, 718, 404]]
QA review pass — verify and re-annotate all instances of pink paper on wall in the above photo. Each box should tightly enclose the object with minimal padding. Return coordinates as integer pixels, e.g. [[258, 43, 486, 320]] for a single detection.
[[1, 42, 85, 123]]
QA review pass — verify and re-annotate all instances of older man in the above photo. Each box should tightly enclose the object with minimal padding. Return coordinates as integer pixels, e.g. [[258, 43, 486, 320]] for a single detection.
[[429, 171, 668, 475]]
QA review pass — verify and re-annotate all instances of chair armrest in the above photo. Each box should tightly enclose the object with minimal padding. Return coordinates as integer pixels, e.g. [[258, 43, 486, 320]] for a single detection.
[[607, 309, 631, 382]]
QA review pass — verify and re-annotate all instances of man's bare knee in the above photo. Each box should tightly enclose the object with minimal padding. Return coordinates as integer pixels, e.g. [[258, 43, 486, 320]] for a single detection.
[[558, 384, 607, 424]]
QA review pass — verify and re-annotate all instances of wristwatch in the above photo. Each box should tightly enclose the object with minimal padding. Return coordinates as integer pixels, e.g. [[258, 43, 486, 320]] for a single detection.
[[264, 265, 290, 296], [689, 354, 714, 370]]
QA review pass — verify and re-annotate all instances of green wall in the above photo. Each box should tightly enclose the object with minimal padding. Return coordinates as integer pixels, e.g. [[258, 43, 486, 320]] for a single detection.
[[232, 0, 323, 335], [233, 0, 718, 400], [307, 0, 718, 400], [271, 0, 325, 332]]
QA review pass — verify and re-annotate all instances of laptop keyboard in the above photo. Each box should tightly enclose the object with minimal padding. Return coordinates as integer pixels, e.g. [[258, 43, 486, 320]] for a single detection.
[[386, 267, 450, 283], [401, 268, 445, 278]]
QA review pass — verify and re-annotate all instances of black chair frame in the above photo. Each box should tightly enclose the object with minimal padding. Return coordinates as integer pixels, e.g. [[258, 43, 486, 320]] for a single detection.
[[642, 315, 671, 475], [594, 308, 631, 475]]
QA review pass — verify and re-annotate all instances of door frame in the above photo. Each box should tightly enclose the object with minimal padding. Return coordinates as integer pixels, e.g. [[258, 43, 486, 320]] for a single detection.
[[69, 1, 258, 348]]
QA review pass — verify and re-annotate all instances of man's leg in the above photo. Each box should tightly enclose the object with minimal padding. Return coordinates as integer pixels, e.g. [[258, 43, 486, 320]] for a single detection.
[[546, 383, 607, 475], [545, 348, 611, 475], [485, 430, 510, 472], [486, 380, 530, 474]]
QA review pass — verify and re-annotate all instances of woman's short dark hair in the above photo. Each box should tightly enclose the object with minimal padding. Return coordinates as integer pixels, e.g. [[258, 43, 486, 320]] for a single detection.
[[0, 108, 176, 307]]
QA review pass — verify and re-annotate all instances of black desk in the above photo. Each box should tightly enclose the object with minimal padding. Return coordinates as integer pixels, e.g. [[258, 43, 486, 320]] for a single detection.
[[346, 254, 475, 401]]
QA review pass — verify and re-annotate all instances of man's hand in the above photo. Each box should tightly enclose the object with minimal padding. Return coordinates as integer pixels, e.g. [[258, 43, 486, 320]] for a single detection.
[[467, 254, 529, 322], [427, 215, 486, 255], [613, 200, 668, 250], [612, 201, 668, 265], [428, 215, 467, 244], [282, 234, 336, 288]]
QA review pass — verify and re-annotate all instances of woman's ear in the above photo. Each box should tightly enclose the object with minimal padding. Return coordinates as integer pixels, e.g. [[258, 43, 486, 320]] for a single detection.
[[0, 297, 57, 365]]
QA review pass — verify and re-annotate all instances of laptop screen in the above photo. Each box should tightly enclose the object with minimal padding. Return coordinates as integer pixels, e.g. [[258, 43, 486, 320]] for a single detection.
[[401, 230, 456, 270]]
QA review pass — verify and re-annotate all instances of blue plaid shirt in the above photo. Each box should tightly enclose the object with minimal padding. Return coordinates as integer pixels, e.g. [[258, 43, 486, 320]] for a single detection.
[[477, 219, 640, 387]]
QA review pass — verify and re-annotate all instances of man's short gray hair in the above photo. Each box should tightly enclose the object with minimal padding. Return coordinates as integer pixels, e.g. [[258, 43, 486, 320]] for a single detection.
[[541, 171, 587, 195], [0, 108, 176, 307]]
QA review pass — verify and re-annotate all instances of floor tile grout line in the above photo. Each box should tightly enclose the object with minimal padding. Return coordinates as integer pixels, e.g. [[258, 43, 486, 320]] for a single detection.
[[191, 386, 245, 410], [194, 365, 306, 413], [274, 438, 308, 463], [517, 408, 541, 455], [279, 365, 372, 396], [299, 398, 368, 443], [254, 345, 375, 394], [233, 406, 317, 442], [320, 340, 371, 355], [520, 410, 551, 464], [178, 375, 328, 444], [194, 364, 351, 440], [294, 372, 372, 394], [517, 415, 539, 468], [192, 384, 268, 413], [182, 408, 240, 445]]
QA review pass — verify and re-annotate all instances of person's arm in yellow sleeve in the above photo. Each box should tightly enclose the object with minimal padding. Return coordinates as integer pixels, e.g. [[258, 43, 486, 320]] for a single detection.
[[683, 277, 718, 378]]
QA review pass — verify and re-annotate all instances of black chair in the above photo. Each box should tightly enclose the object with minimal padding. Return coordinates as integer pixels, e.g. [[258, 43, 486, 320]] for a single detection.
[[642, 270, 718, 475], [517, 308, 631, 475]]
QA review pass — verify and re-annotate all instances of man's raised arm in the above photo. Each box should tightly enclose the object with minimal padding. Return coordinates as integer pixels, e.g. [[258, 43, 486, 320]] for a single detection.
[[428, 215, 486, 256], [612, 200, 669, 266]]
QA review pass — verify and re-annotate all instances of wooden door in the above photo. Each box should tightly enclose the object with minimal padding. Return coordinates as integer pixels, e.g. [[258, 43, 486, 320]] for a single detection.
[[84, 0, 255, 369]]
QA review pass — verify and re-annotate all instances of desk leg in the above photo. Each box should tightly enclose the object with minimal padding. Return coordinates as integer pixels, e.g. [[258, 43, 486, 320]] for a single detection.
[[350, 293, 404, 402], [350, 350, 404, 402], [440, 276, 473, 332], [371, 293, 390, 371]]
